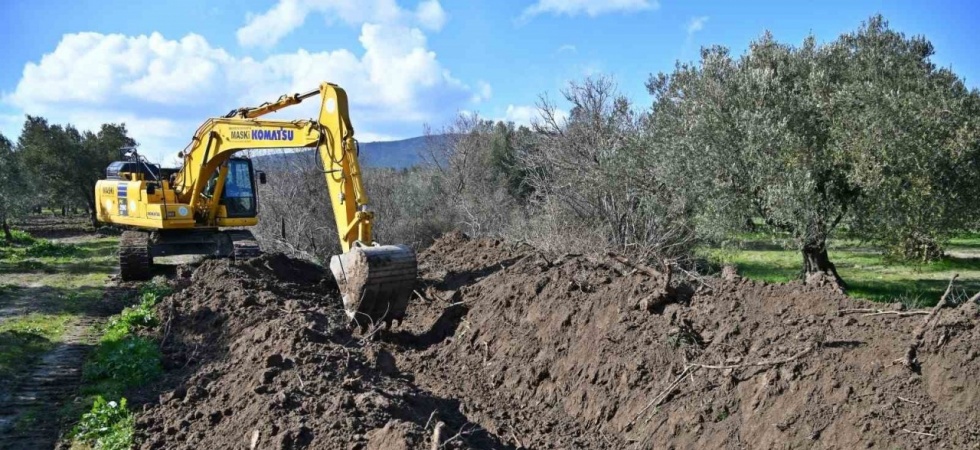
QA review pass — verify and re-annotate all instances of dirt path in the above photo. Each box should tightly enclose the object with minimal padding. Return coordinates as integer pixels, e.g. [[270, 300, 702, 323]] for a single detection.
[[0, 316, 99, 449], [0, 226, 122, 448]]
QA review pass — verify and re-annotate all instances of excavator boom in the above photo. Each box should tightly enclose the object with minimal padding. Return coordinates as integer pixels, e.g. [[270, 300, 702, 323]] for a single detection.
[[95, 83, 417, 329]]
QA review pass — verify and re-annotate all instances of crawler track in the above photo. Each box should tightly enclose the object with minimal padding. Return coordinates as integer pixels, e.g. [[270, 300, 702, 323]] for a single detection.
[[120, 230, 152, 281]]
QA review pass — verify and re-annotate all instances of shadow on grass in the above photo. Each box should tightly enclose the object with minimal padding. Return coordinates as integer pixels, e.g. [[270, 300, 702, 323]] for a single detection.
[[77, 240, 119, 256], [0, 330, 56, 383], [841, 278, 980, 305], [847, 279, 952, 305], [916, 256, 980, 273], [735, 240, 790, 251], [0, 285, 113, 317], [948, 234, 980, 250], [0, 258, 116, 276]]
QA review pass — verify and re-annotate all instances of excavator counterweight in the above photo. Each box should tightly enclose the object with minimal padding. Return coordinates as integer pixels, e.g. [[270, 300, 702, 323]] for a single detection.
[[95, 82, 418, 329]]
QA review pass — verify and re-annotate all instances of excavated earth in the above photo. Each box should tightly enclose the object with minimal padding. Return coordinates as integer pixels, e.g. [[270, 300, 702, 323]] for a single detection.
[[133, 232, 980, 449]]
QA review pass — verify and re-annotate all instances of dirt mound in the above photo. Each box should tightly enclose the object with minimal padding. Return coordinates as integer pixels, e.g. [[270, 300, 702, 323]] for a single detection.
[[387, 234, 980, 449], [134, 235, 980, 449], [134, 254, 509, 449]]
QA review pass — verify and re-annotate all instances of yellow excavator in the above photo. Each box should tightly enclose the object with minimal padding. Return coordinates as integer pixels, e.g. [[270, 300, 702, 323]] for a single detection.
[[94, 82, 417, 328]]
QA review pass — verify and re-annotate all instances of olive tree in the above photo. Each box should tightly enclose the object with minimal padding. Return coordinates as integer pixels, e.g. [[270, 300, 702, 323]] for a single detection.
[[0, 134, 29, 242], [18, 116, 136, 227], [644, 16, 979, 287], [831, 20, 980, 260]]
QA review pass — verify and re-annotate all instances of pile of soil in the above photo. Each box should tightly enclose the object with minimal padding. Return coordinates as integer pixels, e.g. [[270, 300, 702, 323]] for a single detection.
[[134, 233, 980, 449], [134, 254, 509, 449]]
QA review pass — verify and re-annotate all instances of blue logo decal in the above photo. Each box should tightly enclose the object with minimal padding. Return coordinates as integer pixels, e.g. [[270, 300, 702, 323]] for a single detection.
[[251, 129, 294, 141]]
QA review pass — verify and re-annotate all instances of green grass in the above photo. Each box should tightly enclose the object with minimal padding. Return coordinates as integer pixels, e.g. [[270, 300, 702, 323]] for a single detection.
[[948, 234, 980, 249], [0, 226, 128, 446], [70, 396, 134, 450], [0, 313, 72, 378], [0, 238, 117, 276], [82, 282, 171, 398], [702, 233, 980, 305], [0, 229, 37, 247], [72, 281, 171, 449]]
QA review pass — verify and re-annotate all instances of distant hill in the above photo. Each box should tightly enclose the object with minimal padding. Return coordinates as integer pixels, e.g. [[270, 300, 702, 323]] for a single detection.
[[253, 135, 442, 170]]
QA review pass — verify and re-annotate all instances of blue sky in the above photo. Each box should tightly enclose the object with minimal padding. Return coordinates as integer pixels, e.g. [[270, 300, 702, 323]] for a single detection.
[[1, 0, 977, 162]]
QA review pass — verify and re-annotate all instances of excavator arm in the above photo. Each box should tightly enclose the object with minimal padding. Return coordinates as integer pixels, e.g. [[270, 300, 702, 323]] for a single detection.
[[169, 82, 416, 329]]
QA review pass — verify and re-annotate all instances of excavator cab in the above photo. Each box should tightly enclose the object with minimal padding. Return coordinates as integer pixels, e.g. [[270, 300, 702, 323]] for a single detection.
[[203, 158, 258, 218]]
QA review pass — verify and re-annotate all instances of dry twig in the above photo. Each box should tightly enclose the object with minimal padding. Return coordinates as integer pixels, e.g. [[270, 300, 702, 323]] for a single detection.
[[897, 396, 920, 406], [902, 275, 957, 369], [440, 423, 479, 448], [424, 411, 439, 432], [902, 428, 936, 437], [838, 308, 930, 317], [607, 252, 667, 278], [968, 291, 980, 304], [626, 345, 817, 429], [508, 424, 526, 449], [863, 311, 930, 317], [430, 421, 445, 450]]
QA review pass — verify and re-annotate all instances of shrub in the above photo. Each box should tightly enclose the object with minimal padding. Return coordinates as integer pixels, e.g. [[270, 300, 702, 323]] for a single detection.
[[24, 240, 79, 257], [72, 396, 133, 450], [101, 306, 157, 343], [6, 230, 35, 246], [83, 336, 162, 388], [138, 281, 173, 301]]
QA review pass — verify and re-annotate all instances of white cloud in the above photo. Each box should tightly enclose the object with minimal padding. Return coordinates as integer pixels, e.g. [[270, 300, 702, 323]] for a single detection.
[[3, 25, 481, 162], [499, 104, 568, 127], [237, 0, 445, 48], [236, 0, 310, 49], [415, 0, 447, 31], [557, 44, 577, 53], [471, 81, 492, 103], [5, 32, 233, 109], [502, 104, 538, 125], [521, 0, 656, 20], [687, 16, 708, 34]]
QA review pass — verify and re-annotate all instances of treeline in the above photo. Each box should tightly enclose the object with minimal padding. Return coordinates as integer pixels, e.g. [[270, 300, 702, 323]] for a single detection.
[[0, 116, 136, 237], [255, 16, 980, 290], [2, 16, 977, 289]]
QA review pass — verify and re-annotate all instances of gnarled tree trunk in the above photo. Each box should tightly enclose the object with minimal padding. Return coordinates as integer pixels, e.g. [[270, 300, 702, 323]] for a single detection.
[[802, 240, 847, 291], [2, 217, 12, 243]]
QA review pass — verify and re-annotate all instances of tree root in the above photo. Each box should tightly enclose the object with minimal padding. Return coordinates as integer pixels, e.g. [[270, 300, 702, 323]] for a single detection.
[[901, 274, 957, 371]]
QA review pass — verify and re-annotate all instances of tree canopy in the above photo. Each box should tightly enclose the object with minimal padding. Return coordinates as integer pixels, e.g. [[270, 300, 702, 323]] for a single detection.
[[642, 16, 980, 287], [17, 116, 136, 226]]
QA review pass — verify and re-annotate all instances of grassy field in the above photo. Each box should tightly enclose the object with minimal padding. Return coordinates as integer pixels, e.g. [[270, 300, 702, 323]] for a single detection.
[[0, 233, 118, 380], [702, 233, 980, 306]]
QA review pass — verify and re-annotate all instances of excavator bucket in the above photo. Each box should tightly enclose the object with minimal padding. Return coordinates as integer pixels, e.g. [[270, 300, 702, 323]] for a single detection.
[[329, 244, 417, 331]]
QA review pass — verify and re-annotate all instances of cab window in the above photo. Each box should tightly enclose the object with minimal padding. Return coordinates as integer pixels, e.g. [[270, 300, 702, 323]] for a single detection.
[[209, 159, 257, 217]]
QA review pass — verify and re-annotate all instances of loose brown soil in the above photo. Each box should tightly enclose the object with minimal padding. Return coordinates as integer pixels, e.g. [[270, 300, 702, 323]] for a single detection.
[[134, 232, 980, 449]]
